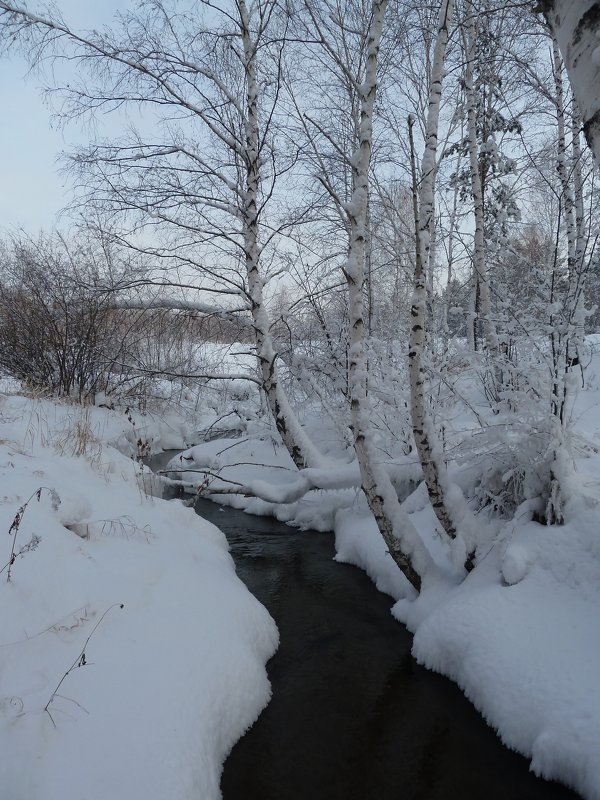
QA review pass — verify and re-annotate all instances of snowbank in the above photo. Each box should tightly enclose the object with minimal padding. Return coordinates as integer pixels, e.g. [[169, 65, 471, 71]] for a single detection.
[[334, 503, 600, 800], [171, 419, 600, 799], [0, 395, 278, 800]]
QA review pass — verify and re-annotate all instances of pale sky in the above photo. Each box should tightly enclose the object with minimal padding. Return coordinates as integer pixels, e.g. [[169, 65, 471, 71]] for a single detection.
[[0, 1, 134, 232]]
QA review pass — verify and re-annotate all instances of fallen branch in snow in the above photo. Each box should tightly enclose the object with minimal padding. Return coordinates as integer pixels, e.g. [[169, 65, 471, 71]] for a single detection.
[[161, 460, 292, 475], [163, 463, 362, 505], [112, 296, 252, 322], [45, 602, 125, 728], [160, 446, 425, 510], [90, 352, 264, 388]]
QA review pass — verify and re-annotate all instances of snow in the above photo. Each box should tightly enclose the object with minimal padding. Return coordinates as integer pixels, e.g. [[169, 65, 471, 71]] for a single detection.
[[501, 542, 531, 585], [0, 394, 278, 800], [334, 506, 408, 598], [332, 495, 600, 800], [5, 334, 600, 800], [166, 353, 600, 800], [407, 513, 600, 798]]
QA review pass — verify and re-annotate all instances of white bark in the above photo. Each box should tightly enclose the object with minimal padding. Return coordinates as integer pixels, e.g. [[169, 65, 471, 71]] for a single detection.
[[550, 41, 587, 425], [408, 0, 472, 557], [344, 0, 432, 592], [238, 0, 323, 470], [114, 297, 251, 321], [571, 101, 587, 365], [553, 40, 578, 277], [572, 103, 587, 278], [541, 0, 600, 165], [547, 37, 589, 523]]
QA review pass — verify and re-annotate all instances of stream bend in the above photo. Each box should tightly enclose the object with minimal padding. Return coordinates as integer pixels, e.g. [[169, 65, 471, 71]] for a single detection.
[[151, 451, 579, 800]]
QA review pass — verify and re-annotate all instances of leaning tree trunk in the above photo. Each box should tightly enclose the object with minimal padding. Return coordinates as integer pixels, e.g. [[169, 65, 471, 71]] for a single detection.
[[408, 0, 468, 549], [553, 39, 578, 279], [549, 40, 588, 424], [541, 0, 600, 166], [240, 0, 323, 470], [344, 0, 432, 593]]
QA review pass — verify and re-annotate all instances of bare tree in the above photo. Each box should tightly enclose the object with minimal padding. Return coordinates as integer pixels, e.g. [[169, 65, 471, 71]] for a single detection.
[[341, 0, 430, 590], [0, 0, 324, 468], [278, 0, 432, 589], [407, 0, 479, 568], [0, 232, 132, 400]]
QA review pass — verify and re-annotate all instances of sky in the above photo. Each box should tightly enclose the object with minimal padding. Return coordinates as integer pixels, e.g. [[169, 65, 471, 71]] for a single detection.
[[0, 1, 133, 233]]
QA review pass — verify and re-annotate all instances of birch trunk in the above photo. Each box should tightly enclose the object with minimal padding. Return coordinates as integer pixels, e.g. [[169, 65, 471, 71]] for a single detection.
[[408, 0, 466, 547], [553, 40, 578, 277], [345, 0, 432, 592], [573, 104, 586, 266], [571, 100, 587, 363], [240, 0, 323, 470], [550, 40, 587, 422], [541, 0, 600, 166]]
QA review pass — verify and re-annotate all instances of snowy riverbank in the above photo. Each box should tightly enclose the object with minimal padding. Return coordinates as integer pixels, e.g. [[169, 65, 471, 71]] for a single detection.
[[0, 394, 278, 800], [337, 503, 600, 800], [169, 404, 600, 800], [2, 381, 599, 800]]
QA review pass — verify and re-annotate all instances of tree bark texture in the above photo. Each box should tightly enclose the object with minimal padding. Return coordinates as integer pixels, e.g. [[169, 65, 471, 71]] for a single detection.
[[408, 0, 463, 544], [541, 0, 600, 165], [345, 0, 432, 592]]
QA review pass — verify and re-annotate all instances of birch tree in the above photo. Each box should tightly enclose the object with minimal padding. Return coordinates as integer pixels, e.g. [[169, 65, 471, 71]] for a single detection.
[[540, 0, 600, 165], [407, 0, 477, 564], [284, 0, 432, 590], [343, 0, 431, 590], [0, 0, 324, 469], [544, 40, 595, 522]]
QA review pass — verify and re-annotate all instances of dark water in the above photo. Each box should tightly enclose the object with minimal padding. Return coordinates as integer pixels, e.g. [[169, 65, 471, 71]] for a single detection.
[[151, 452, 580, 800]]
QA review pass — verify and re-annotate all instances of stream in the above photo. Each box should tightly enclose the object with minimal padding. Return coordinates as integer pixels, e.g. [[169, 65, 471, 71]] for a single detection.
[[151, 451, 580, 800]]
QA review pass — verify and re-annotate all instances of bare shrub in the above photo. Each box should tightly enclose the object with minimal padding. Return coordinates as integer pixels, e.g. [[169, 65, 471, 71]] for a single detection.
[[0, 233, 126, 400]]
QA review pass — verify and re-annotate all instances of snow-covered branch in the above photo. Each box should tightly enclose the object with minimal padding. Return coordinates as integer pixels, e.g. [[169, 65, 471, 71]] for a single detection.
[[113, 297, 252, 323]]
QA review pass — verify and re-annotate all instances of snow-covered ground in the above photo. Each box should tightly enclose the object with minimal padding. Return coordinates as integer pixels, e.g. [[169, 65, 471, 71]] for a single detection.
[[0, 394, 278, 800], [340, 502, 600, 800], [166, 349, 600, 800], [3, 332, 600, 800]]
